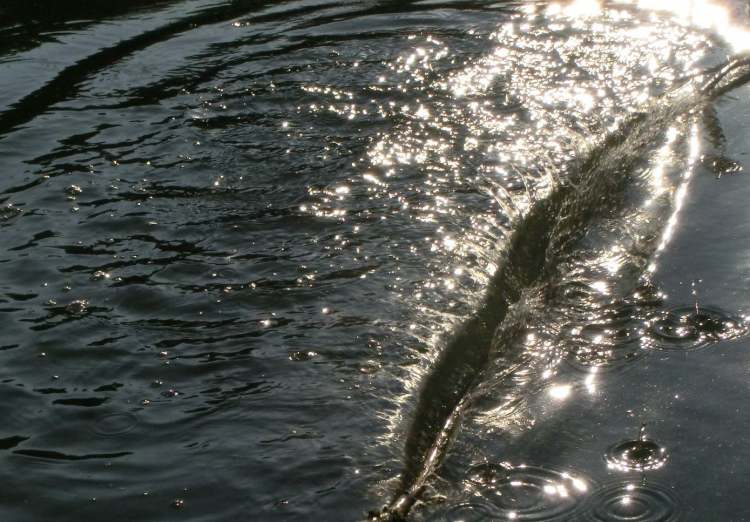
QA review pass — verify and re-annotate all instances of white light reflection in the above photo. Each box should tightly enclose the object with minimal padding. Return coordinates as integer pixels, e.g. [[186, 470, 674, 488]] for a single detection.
[[652, 123, 701, 264], [590, 281, 610, 295], [637, 0, 750, 52], [362, 0, 725, 457], [585, 368, 597, 394], [547, 0, 602, 18], [548, 384, 572, 400], [572, 477, 588, 492]]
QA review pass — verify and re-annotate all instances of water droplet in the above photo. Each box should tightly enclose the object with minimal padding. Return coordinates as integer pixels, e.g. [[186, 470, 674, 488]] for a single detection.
[[289, 350, 318, 361], [65, 299, 89, 315], [65, 185, 82, 198], [647, 306, 746, 351], [91, 271, 110, 281], [359, 361, 381, 374], [0, 204, 22, 221], [605, 428, 668, 472]]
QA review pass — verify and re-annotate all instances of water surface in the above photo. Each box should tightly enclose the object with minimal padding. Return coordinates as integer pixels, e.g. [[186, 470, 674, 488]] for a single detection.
[[1, 1, 750, 520]]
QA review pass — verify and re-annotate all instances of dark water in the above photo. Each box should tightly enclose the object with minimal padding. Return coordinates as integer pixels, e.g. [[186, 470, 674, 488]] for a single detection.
[[1, 1, 750, 520]]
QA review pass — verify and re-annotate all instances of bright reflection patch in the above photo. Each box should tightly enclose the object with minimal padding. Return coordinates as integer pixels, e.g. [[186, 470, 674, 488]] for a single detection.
[[548, 384, 572, 400], [551, 0, 603, 18], [637, 0, 750, 52], [340, 0, 736, 466]]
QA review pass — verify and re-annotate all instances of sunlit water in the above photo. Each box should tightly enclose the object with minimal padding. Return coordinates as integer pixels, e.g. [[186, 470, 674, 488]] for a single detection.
[[1, 1, 750, 521]]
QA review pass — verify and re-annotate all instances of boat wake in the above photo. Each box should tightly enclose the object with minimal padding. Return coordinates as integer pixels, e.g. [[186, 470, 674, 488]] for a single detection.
[[373, 45, 750, 522]]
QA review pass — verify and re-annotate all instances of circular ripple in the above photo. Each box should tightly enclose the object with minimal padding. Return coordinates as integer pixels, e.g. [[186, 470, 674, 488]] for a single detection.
[[93, 412, 138, 436], [467, 462, 512, 487], [467, 464, 589, 520], [647, 306, 746, 351], [566, 319, 645, 372], [440, 500, 499, 522], [605, 439, 668, 472], [585, 482, 679, 522], [567, 339, 644, 372]]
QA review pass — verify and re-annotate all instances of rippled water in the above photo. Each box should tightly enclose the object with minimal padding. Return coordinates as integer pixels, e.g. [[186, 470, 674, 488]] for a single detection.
[[2, 1, 750, 520]]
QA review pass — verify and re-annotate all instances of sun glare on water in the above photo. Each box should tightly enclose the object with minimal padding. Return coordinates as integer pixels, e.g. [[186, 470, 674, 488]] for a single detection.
[[552, 0, 750, 52], [639, 0, 750, 51]]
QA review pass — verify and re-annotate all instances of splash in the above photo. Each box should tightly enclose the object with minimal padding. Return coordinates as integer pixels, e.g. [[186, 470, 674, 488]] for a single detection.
[[372, 34, 750, 522]]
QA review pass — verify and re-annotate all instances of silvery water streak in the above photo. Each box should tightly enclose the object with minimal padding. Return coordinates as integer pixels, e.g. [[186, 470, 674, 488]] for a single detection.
[[373, 15, 750, 522]]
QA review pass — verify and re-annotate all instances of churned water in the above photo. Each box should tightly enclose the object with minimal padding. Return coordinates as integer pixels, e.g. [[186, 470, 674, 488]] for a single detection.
[[1, 1, 750, 521]]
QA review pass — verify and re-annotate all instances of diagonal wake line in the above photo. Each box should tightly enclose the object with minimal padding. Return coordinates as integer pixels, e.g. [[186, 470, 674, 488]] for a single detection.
[[370, 53, 750, 522]]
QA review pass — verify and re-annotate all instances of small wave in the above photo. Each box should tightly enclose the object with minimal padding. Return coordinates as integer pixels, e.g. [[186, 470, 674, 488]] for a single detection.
[[583, 481, 680, 522], [605, 439, 668, 473], [646, 305, 747, 351], [93, 412, 139, 436], [465, 463, 589, 520]]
